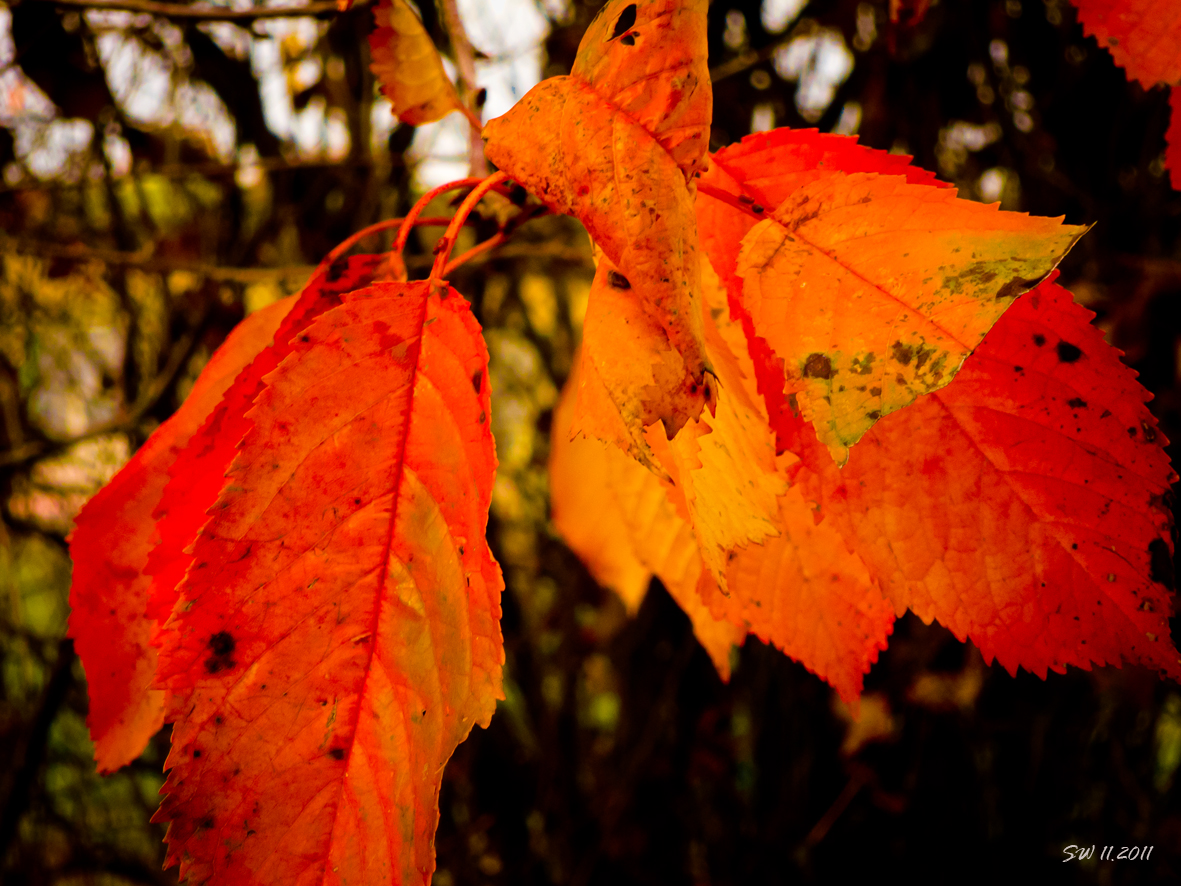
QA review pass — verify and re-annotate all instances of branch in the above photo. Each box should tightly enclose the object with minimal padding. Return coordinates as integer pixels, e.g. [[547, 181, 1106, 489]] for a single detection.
[[709, 35, 794, 85], [438, 0, 487, 176], [39, 0, 365, 21]]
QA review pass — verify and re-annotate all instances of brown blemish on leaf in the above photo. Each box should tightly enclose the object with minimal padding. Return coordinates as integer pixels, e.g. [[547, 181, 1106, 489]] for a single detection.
[[204, 632, 236, 674], [803, 353, 833, 379], [996, 276, 1036, 300], [891, 341, 914, 365]]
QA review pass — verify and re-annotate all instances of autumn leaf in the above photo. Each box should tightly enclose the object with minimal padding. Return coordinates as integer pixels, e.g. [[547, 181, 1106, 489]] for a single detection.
[[67, 295, 297, 773], [701, 130, 1087, 464], [483, 0, 713, 458], [369, 0, 476, 128], [550, 349, 742, 679], [145, 257, 393, 642], [554, 253, 895, 701], [1071, 0, 1181, 188], [824, 275, 1181, 680], [1072, 0, 1181, 87], [149, 280, 502, 884]]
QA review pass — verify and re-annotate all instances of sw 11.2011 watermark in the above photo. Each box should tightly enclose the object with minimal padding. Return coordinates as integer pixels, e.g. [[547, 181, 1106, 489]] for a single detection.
[[1063, 845, 1153, 862]]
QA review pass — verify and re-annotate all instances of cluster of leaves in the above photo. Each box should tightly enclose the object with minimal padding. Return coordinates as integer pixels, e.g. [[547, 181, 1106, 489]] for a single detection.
[[57, 0, 1181, 883]]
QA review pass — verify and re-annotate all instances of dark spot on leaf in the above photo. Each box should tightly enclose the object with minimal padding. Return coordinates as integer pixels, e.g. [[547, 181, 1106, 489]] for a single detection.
[[996, 276, 1036, 300], [611, 4, 637, 40], [205, 631, 236, 674], [620, 33, 635, 45], [866, 410, 881, 421], [1014, 366, 1023, 373], [1067, 398, 1087, 409], [200, 817, 215, 829], [607, 270, 631, 290], [1056, 340, 1082, 363], [471, 370, 483, 393], [193, 749, 202, 758], [891, 342, 914, 365], [300, 335, 310, 343], [1128, 426, 1138, 438], [478, 410, 487, 424], [1033, 334, 1046, 347], [869, 386, 882, 397], [326, 257, 349, 281], [803, 353, 832, 379], [752, 204, 764, 213], [329, 748, 345, 760], [1149, 538, 1174, 590]]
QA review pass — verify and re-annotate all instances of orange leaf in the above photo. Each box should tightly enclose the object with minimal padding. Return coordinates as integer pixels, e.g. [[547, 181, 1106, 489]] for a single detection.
[[369, 0, 472, 127], [483, 0, 712, 449], [550, 351, 742, 679], [67, 296, 297, 773], [644, 262, 893, 701], [825, 277, 1181, 680], [151, 281, 503, 884], [705, 134, 1086, 464], [570, 0, 712, 178], [572, 251, 712, 468]]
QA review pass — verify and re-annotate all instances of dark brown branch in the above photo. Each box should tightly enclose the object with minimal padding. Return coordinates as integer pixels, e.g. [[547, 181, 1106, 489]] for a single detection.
[[39, 0, 364, 21]]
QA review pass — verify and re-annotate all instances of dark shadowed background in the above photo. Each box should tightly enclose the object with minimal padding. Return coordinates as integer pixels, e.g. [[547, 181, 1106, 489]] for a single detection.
[[1, 0, 1180, 883]]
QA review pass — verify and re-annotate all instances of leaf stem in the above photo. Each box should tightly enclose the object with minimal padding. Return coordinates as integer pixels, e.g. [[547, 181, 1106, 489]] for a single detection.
[[430, 171, 510, 280], [393, 178, 488, 256]]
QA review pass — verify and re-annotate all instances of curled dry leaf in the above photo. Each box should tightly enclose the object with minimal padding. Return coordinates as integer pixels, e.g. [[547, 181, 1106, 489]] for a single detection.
[[369, 0, 474, 127], [484, 0, 713, 454]]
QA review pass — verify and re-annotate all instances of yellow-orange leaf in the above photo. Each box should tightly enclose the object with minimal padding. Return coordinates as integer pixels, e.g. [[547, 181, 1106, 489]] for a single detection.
[[643, 262, 893, 700], [151, 281, 502, 885], [369, 0, 470, 126], [67, 295, 296, 772], [550, 354, 741, 678], [573, 251, 710, 467], [733, 173, 1086, 463]]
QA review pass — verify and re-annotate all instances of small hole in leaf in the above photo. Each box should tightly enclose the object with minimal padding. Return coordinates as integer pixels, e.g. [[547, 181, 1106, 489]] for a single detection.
[[611, 4, 637, 40], [607, 270, 631, 290]]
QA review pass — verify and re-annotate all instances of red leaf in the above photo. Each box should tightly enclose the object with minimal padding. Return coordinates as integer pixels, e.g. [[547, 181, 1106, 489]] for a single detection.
[[1072, 0, 1181, 88], [145, 257, 389, 631], [151, 280, 502, 885], [68, 295, 297, 772], [826, 277, 1181, 679]]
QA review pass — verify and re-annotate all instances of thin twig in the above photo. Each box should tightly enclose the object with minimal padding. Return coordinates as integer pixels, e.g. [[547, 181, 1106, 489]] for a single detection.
[[40, 0, 361, 21], [438, 0, 487, 176], [709, 35, 794, 85]]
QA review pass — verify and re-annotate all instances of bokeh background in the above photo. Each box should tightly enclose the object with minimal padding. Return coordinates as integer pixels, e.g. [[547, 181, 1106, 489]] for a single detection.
[[2, 0, 1180, 883]]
